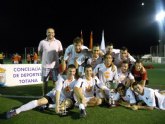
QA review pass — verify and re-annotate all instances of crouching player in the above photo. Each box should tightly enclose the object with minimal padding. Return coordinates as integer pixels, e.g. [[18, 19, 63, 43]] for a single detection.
[[6, 64, 77, 119], [74, 64, 107, 118]]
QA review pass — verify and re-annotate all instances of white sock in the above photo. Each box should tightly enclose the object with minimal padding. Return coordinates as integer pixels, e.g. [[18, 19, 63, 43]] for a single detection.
[[79, 103, 85, 110], [16, 100, 38, 114], [48, 104, 56, 109]]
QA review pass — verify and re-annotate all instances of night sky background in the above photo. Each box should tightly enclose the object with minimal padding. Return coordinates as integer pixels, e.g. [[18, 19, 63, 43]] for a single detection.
[[0, 0, 165, 55]]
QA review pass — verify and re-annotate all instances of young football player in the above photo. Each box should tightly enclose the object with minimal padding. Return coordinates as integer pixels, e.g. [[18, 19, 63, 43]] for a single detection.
[[131, 59, 149, 87], [74, 64, 107, 118], [131, 81, 165, 110], [6, 64, 77, 119]]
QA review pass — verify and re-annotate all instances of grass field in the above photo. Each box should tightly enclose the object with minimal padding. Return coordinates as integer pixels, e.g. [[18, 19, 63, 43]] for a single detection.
[[0, 63, 165, 124]]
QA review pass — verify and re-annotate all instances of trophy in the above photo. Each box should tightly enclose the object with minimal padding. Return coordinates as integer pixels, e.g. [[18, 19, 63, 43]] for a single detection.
[[109, 92, 116, 107], [59, 98, 73, 116]]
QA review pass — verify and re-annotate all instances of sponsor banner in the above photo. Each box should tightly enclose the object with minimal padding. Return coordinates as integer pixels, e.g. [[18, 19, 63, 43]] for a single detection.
[[0, 64, 42, 87]]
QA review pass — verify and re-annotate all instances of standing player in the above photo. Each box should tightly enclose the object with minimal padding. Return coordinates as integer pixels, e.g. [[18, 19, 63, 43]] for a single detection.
[[0, 52, 5, 64], [13, 53, 19, 64], [33, 52, 38, 64], [6, 64, 77, 119], [26, 53, 31, 64], [38, 28, 63, 95]]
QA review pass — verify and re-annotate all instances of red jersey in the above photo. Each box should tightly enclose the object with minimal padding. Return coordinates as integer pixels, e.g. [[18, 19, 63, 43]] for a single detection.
[[131, 66, 148, 82]]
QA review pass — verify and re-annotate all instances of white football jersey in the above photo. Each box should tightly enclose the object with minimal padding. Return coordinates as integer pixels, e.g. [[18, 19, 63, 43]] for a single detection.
[[155, 91, 165, 110], [137, 87, 165, 110], [94, 63, 119, 84], [117, 69, 134, 85], [64, 44, 88, 66], [47, 74, 76, 102], [74, 76, 104, 98], [77, 55, 103, 75], [113, 53, 136, 68], [113, 88, 136, 104], [137, 87, 156, 107]]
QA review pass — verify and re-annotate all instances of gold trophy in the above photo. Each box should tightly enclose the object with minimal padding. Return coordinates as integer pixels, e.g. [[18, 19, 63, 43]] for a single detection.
[[59, 98, 73, 116]]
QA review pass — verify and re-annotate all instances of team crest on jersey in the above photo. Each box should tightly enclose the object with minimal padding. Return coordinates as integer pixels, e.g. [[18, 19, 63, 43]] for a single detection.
[[119, 74, 126, 81], [85, 86, 92, 92], [104, 71, 110, 79], [65, 86, 71, 92]]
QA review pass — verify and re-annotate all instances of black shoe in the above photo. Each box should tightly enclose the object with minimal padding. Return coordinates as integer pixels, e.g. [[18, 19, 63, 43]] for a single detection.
[[38, 105, 48, 111], [6, 109, 17, 119], [80, 109, 87, 118]]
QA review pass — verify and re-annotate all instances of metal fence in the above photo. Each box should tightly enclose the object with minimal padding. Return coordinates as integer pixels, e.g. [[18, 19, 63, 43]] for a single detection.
[[150, 44, 165, 57]]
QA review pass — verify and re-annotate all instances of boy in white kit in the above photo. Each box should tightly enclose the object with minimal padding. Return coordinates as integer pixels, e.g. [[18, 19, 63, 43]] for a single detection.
[[113, 83, 137, 108], [6, 64, 77, 119], [76, 43, 103, 76], [74, 64, 107, 118], [93, 53, 120, 90], [117, 60, 135, 87], [131, 81, 165, 110], [113, 46, 136, 69], [63, 36, 88, 73], [93, 53, 120, 106]]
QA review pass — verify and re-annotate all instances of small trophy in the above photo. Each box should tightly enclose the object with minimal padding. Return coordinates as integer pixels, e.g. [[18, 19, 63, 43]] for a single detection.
[[109, 92, 116, 107]]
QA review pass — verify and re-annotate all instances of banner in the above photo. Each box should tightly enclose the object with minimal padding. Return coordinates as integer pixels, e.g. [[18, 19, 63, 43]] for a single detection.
[[0, 64, 42, 87]]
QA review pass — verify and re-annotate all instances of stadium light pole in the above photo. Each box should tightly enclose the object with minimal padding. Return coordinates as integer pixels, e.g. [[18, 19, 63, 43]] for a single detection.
[[155, 10, 165, 57]]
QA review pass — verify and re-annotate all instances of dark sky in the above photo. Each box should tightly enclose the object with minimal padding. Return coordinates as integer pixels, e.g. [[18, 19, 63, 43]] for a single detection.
[[0, 0, 164, 55]]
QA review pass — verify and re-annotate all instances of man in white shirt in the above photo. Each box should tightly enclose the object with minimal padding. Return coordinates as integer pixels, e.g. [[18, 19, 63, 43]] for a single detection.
[[117, 60, 135, 87], [6, 64, 77, 119], [113, 83, 136, 108], [76, 43, 103, 76], [93, 53, 119, 90], [74, 64, 107, 118], [63, 36, 88, 75], [113, 46, 136, 69], [131, 82, 165, 110], [38, 28, 63, 95], [105, 42, 120, 58], [63, 37, 88, 66]]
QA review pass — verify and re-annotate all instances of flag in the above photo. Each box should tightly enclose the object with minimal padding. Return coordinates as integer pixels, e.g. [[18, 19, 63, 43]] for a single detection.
[[100, 30, 106, 52], [89, 31, 93, 50], [80, 29, 83, 39], [80, 29, 84, 44]]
